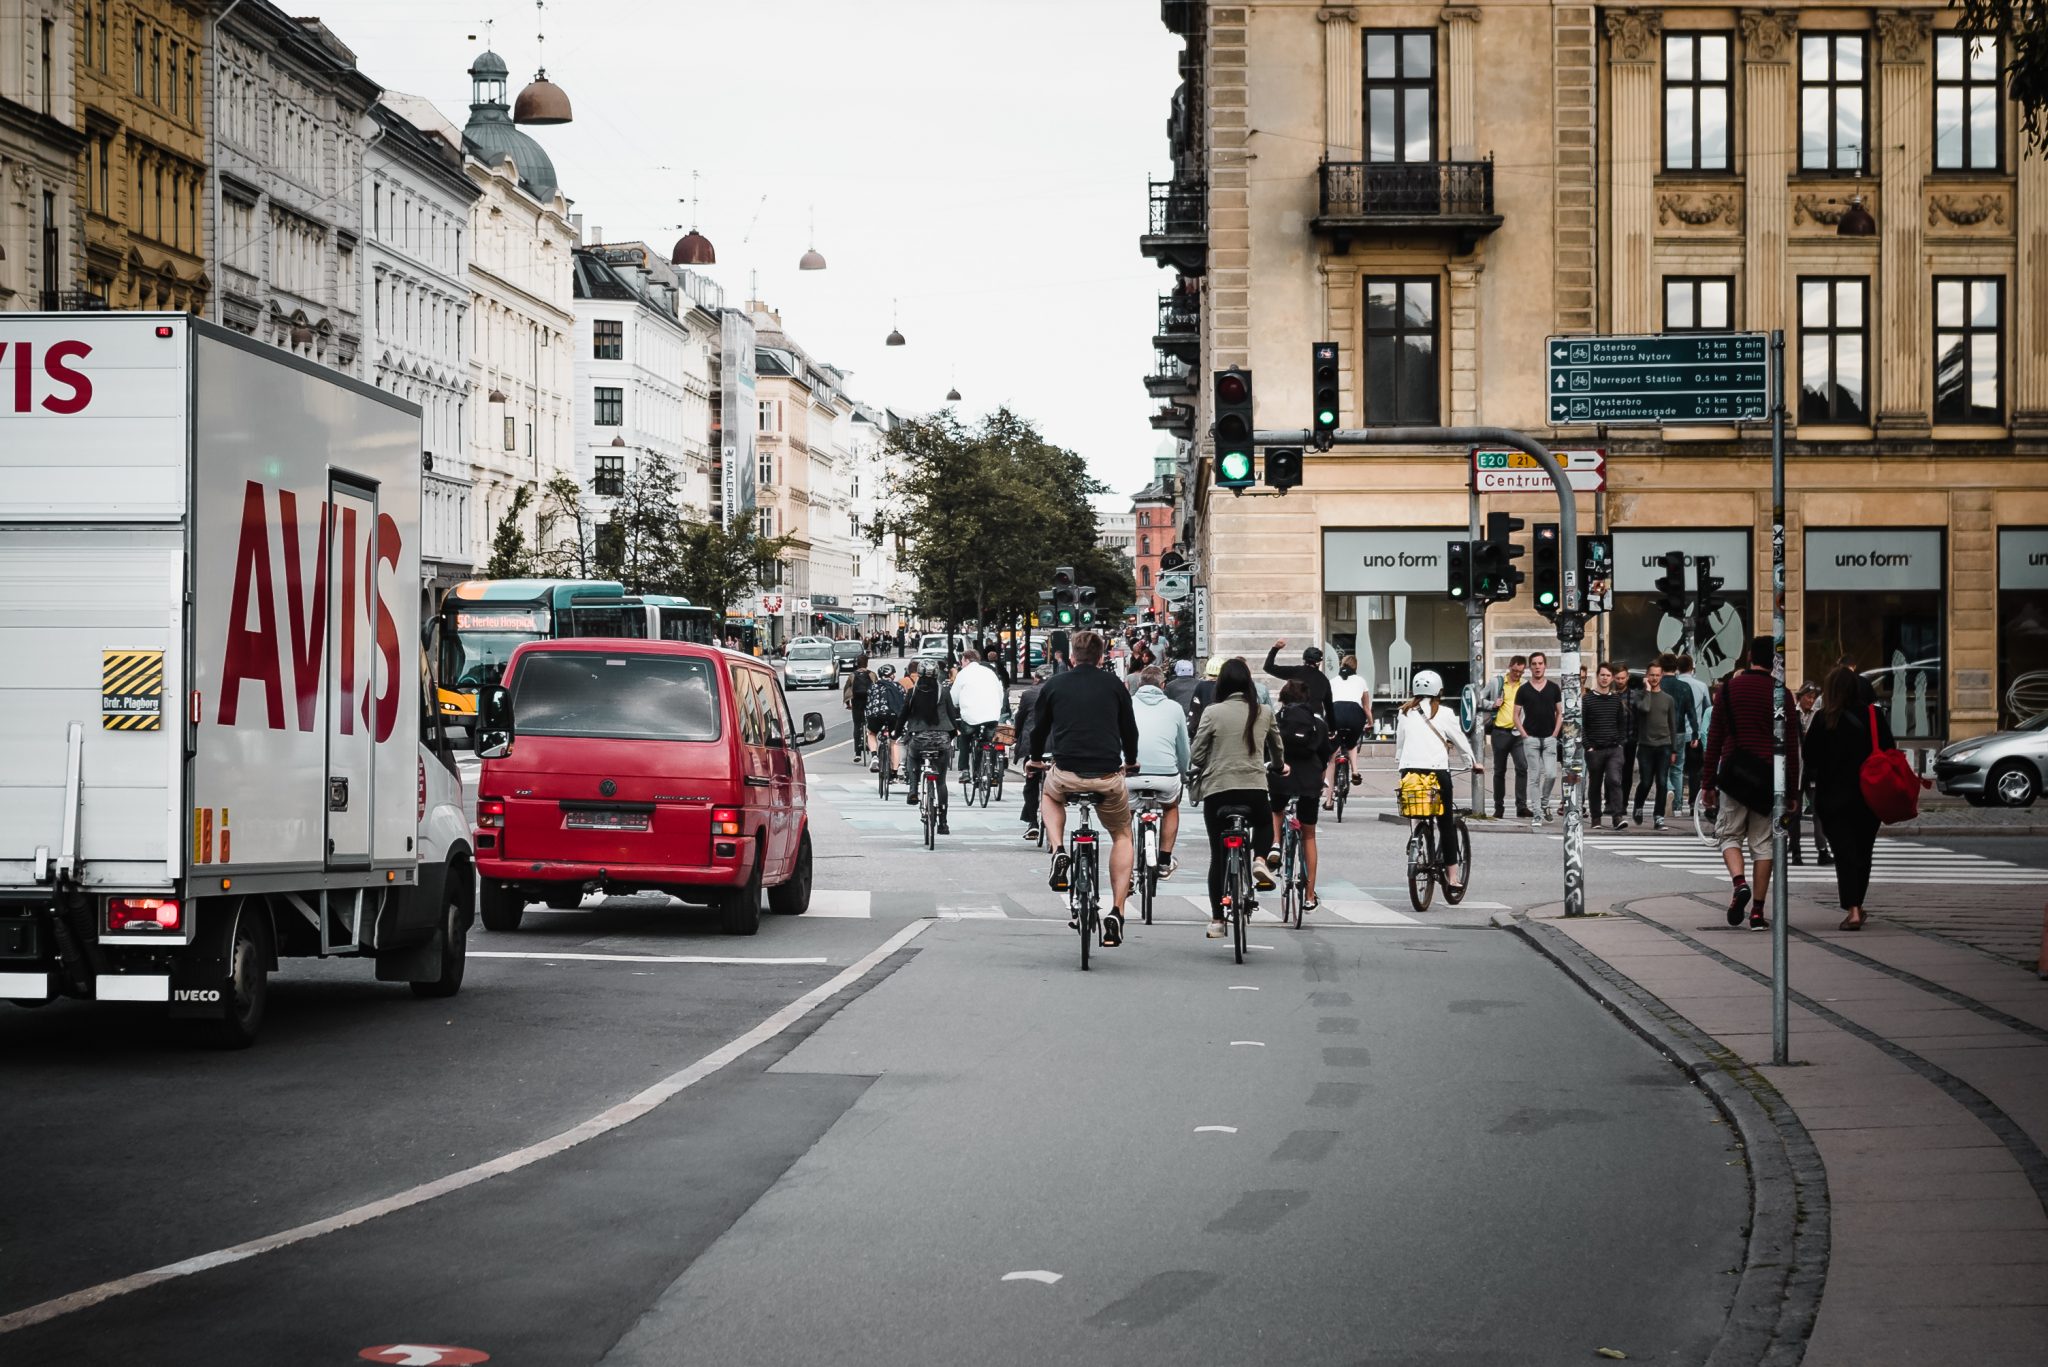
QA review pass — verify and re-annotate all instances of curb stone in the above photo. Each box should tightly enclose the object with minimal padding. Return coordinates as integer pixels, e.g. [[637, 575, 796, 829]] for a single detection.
[[1493, 906, 1826, 1367]]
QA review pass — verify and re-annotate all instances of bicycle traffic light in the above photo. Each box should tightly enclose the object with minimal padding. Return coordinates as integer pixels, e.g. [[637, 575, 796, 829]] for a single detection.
[[1264, 445, 1303, 491], [1694, 555, 1726, 621], [1310, 342, 1339, 449], [1076, 585, 1098, 624], [1654, 551, 1688, 621], [1531, 522, 1561, 620], [1485, 511, 1526, 603], [1446, 539, 1472, 601], [1213, 367, 1255, 492]]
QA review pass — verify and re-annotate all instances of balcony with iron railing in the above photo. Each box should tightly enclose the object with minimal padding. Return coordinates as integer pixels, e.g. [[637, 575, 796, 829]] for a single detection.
[[1155, 289, 1200, 364], [1139, 177, 1206, 274], [1144, 349, 1196, 400], [1313, 158, 1502, 253]]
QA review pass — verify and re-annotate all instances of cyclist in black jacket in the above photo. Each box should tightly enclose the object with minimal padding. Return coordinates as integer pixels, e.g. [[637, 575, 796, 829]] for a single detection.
[[1025, 631, 1140, 945], [1264, 640, 1334, 725]]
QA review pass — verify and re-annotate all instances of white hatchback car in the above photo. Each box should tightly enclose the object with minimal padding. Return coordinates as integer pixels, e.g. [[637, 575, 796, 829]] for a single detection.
[[783, 641, 841, 690]]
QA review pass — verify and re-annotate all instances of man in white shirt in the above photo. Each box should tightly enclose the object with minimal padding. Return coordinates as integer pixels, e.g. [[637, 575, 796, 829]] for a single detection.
[[950, 648, 1008, 782]]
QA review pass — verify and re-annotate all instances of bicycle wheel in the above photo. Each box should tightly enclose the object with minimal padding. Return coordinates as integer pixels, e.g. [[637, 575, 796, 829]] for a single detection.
[[1280, 832, 1296, 928], [1442, 817, 1473, 905], [991, 757, 1005, 804], [1334, 768, 1348, 823], [923, 775, 937, 850], [1406, 823, 1437, 913], [1232, 872, 1248, 965], [1289, 832, 1307, 929], [878, 744, 892, 801], [1075, 848, 1095, 970]]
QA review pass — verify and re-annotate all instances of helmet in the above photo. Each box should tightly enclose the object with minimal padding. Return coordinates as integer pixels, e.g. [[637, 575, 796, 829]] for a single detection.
[[1303, 646, 1325, 666], [1410, 669, 1444, 698], [1205, 655, 1226, 679], [877, 663, 897, 678]]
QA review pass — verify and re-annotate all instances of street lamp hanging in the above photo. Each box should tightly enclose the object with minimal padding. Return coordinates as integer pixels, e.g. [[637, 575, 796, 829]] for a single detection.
[[1836, 193, 1876, 237], [885, 298, 905, 346], [513, 1, 573, 125], [672, 173, 716, 265], [798, 207, 826, 271]]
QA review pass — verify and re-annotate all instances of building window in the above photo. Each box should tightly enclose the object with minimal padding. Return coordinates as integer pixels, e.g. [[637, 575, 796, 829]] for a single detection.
[[1140, 534, 1150, 555], [759, 451, 775, 487], [595, 453, 625, 497], [594, 386, 623, 426], [1797, 278, 1868, 426], [186, 51, 196, 119], [132, 22, 142, 94], [83, 7, 93, 67], [1934, 277, 2004, 425], [1664, 277, 1733, 331], [1362, 31, 1435, 162], [593, 319, 623, 360], [1935, 34, 2001, 171], [167, 44, 179, 119], [1140, 566, 1152, 588], [503, 415, 517, 450], [757, 508, 773, 538], [851, 556, 862, 579], [1799, 34, 1865, 171], [149, 31, 159, 105], [1664, 34, 1732, 171], [40, 20, 53, 116], [97, 6, 108, 72], [1362, 278, 1438, 424], [757, 399, 780, 432]]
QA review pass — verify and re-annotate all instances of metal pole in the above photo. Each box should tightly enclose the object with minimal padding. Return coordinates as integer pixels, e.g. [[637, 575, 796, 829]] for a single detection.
[[1468, 484, 1485, 815], [1261, 424, 1585, 918], [1769, 330, 1790, 1065]]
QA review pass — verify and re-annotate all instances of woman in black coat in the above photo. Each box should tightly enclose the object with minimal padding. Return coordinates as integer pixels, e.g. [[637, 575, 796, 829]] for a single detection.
[[1800, 665, 1894, 930]]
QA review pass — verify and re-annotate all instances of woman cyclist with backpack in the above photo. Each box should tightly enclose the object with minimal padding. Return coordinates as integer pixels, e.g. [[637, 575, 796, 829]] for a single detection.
[[1189, 658, 1282, 939], [1269, 677, 1334, 911], [1395, 670, 1480, 890], [865, 663, 906, 776], [900, 668, 962, 832]]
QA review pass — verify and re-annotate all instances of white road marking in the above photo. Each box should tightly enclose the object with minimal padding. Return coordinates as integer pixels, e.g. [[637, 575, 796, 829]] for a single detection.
[[1229, 1040, 1266, 1047], [1193, 1125, 1239, 1134], [806, 890, 873, 918], [1001, 1270, 1062, 1285], [0, 918, 932, 1336], [471, 951, 829, 966], [1320, 899, 1421, 926], [1228, 985, 1259, 991]]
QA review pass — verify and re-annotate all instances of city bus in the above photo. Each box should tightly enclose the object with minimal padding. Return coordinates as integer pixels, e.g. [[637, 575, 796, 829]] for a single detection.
[[620, 594, 718, 645], [429, 579, 635, 736]]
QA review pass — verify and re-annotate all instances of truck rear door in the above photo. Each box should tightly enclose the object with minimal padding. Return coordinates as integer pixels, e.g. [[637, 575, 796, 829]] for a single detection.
[[325, 478, 378, 869]]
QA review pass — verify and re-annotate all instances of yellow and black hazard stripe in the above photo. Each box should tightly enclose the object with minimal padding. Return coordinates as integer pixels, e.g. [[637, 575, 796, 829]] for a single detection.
[[102, 650, 165, 731]]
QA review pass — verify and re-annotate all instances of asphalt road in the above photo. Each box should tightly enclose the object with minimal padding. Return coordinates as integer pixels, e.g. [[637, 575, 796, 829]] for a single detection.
[[6, 662, 2040, 1366]]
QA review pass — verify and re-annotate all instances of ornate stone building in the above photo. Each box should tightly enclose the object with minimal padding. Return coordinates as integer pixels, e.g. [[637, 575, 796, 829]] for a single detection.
[[1148, 2, 2048, 742], [0, 0, 82, 311]]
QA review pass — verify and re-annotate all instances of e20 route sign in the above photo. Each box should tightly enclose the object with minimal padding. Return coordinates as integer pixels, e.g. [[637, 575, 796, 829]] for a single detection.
[[1471, 448, 1605, 493], [1546, 333, 1768, 425]]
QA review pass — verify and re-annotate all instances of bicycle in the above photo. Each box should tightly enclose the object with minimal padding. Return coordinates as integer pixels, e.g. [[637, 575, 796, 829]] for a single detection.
[[875, 724, 899, 801], [1062, 795, 1104, 970], [1331, 748, 1351, 823], [1215, 805, 1257, 965], [963, 722, 998, 809], [1132, 790, 1167, 926], [983, 731, 1008, 808], [1401, 774, 1472, 914], [908, 737, 946, 849], [1277, 797, 1308, 928]]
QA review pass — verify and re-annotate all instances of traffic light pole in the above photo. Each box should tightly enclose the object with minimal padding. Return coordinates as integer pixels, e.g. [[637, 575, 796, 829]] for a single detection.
[[1769, 331, 1790, 1066], [1467, 488, 1485, 815], [1257, 424, 1589, 919]]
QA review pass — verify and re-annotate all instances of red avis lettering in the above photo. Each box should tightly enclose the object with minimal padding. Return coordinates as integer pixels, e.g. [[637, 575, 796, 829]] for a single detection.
[[3, 339, 93, 414], [219, 481, 403, 740]]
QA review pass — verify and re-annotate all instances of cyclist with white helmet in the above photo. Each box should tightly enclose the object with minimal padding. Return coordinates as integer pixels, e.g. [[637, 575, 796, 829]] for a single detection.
[[1394, 670, 1481, 888]]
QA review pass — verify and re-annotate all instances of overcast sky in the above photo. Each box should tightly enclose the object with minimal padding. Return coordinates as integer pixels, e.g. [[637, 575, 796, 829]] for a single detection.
[[338, 0, 1182, 498]]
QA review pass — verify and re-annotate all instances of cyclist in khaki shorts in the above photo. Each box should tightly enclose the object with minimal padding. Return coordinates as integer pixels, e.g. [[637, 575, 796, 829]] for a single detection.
[[1025, 630, 1141, 946]]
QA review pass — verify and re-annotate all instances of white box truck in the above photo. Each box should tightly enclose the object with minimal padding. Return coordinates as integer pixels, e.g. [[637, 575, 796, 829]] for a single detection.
[[0, 314, 474, 1045]]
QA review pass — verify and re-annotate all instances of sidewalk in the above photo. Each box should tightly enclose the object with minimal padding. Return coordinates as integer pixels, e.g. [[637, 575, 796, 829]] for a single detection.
[[1505, 886, 2048, 1366]]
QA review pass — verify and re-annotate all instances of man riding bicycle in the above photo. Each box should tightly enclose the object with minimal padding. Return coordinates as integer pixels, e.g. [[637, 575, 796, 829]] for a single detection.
[[1128, 665, 1191, 879], [864, 662, 906, 775], [1025, 630, 1140, 947], [950, 647, 1007, 786]]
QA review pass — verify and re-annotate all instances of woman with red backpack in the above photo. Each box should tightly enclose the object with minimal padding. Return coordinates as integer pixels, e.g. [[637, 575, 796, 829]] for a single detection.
[[1800, 664, 1896, 930]]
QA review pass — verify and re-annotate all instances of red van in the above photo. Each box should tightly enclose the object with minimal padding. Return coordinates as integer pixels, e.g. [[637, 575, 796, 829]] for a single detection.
[[471, 639, 825, 935]]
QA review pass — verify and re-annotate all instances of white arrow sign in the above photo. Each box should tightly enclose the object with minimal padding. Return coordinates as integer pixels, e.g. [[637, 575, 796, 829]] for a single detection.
[[359, 1347, 490, 1366]]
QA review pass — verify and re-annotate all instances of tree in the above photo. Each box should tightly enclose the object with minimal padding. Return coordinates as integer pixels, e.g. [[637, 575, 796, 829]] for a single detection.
[[483, 484, 534, 579], [530, 474, 596, 580], [1956, 2, 2048, 149], [675, 519, 799, 619], [591, 451, 686, 593]]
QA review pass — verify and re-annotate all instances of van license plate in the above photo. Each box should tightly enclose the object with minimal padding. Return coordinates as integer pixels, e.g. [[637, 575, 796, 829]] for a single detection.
[[565, 810, 648, 831]]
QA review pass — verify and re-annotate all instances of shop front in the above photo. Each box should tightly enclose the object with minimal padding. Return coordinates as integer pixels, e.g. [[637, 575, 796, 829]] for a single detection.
[[1997, 527, 2048, 726], [1322, 528, 1468, 735], [1804, 528, 1946, 744], [1608, 529, 1752, 685]]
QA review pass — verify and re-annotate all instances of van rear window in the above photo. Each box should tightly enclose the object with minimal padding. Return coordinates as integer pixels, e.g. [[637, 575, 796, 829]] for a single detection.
[[511, 653, 721, 742]]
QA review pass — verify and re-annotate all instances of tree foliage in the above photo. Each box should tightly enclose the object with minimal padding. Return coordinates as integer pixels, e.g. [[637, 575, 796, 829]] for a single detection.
[[592, 451, 687, 593], [483, 484, 534, 579], [868, 407, 1134, 634], [1958, 1, 2048, 150], [675, 519, 800, 618]]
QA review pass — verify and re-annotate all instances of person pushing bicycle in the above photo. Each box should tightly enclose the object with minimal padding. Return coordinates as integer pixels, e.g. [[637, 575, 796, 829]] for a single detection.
[[1025, 630, 1140, 947], [1394, 669, 1480, 890]]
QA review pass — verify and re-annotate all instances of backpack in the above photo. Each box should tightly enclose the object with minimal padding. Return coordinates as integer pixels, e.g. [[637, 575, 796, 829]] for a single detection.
[[1859, 707, 1926, 824], [865, 679, 904, 720], [1278, 703, 1329, 762]]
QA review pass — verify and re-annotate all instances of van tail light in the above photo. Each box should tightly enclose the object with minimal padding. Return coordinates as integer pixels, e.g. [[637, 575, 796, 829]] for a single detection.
[[108, 898, 181, 932], [1223, 834, 1245, 850], [477, 797, 505, 828], [711, 807, 742, 837]]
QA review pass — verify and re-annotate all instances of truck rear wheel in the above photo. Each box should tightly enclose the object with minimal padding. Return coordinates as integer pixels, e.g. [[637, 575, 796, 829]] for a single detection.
[[198, 906, 270, 1050], [412, 866, 470, 999], [479, 877, 525, 932], [720, 849, 764, 936], [768, 829, 812, 914]]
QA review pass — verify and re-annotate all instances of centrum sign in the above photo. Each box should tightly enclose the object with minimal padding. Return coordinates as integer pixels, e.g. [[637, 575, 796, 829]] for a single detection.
[[1472, 448, 1605, 493], [1547, 333, 1768, 424]]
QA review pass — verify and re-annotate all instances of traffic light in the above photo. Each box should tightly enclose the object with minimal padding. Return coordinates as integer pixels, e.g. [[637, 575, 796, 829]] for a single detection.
[[1264, 446, 1303, 491], [1446, 539, 1473, 601], [1693, 555, 1726, 632], [1531, 522, 1561, 619], [1579, 534, 1613, 615], [1052, 566, 1077, 626], [1654, 551, 1688, 621], [1311, 342, 1340, 449], [1485, 511, 1526, 603], [1213, 367, 1255, 491], [1077, 585, 1098, 624]]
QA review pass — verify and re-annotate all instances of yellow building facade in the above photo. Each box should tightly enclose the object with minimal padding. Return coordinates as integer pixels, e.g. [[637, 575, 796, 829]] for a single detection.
[[1150, 2, 2048, 744], [74, 0, 209, 310]]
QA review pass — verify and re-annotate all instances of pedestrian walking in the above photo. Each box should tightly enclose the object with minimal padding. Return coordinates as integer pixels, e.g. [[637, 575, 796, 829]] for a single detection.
[[1484, 655, 1532, 818], [1674, 653, 1711, 813], [1615, 664, 1644, 800], [1791, 681, 1834, 866], [1701, 635, 1801, 932], [1516, 651, 1563, 824], [1656, 652, 1700, 818], [1581, 662, 1633, 828], [1801, 666, 1892, 930], [1631, 660, 1680, 828], [1189, 658, 1281, 938]]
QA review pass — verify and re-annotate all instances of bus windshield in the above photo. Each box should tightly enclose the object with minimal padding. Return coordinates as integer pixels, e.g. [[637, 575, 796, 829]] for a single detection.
[[443, 606, 550, 690]]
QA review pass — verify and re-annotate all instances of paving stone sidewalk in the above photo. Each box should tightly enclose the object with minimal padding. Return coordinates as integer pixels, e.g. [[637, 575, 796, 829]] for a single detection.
[[1519, 890, 2048, 1366]]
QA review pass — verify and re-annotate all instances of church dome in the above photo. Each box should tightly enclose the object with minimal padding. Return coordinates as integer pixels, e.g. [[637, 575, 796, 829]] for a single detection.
[[462, 48, 560, 202]]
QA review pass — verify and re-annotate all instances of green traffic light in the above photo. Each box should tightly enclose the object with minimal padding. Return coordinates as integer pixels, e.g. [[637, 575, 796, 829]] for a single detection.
[[1218, 449, 1253, 482], [1317, 408, 1336, 425], [1058, 608, 1074, 625]]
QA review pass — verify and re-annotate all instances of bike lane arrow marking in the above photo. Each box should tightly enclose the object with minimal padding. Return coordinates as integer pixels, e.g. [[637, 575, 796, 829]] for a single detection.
[[360, 1343, 490, 1364]]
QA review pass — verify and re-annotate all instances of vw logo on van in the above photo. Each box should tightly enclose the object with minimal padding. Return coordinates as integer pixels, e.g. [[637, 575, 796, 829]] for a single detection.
[[599, 779, 617, 797]]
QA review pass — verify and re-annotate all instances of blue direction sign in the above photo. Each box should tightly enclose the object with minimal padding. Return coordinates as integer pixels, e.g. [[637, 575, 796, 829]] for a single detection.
[[1547, 333, 1768, 425]]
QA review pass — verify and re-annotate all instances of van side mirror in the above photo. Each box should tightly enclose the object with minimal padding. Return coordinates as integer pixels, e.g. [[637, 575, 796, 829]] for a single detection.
[[477, 685, 513, 759], [797, 712, 826, 746]]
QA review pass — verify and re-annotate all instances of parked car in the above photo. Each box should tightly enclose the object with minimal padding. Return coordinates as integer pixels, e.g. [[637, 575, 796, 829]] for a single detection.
[[1934, 712, 2048, 808], [783, 641, 841, 689], [472, 640, 824, 934]]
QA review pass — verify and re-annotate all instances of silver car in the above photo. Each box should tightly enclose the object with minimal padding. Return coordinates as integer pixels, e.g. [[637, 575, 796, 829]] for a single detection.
[[782, 642, 840, 690], [1933, 712, 2048, 808]]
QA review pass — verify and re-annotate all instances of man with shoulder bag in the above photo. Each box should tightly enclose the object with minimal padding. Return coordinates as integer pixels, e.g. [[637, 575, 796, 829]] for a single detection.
[[1700, 635, 1801, 932]]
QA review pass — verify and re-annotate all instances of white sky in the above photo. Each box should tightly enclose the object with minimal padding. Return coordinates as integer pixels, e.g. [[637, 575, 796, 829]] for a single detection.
[[336, 0, 1182, 497]]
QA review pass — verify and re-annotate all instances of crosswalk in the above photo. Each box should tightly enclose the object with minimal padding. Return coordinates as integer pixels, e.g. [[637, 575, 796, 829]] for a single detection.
[[1581, 833, 2048, 885], [795, 889, 1429, 926]]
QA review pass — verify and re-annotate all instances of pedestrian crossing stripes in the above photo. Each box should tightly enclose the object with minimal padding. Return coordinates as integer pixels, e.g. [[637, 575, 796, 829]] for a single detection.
[[1580, 835, 2048, 885]]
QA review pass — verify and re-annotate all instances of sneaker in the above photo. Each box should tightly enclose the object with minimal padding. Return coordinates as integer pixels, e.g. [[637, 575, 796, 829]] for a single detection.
[[1302, 894, 1318, 914], [1162, 854, 1179, 879], [1747, 910, 1770, 933], [1252, 862, 1277, 892], [1612, 817, 1627, 831], [1023, 826, 1041, 842], [1654, 817, 1666, 831], [1207, 919, 1228, 939], [1048, 850, 1071, 892], [1790, 849, 1805, 865], [1541, 808, 1554, 823], [1349, 772, 1362, 788], [906, 793, 918, 806], [1517, 807, 1534, 819], [937, 819, 950, 835], [1101, 912, 1124, 948], [1726, 884, 1752, 926], [1632, 808, 1644, 825], [1817, 852, 1835, 867]]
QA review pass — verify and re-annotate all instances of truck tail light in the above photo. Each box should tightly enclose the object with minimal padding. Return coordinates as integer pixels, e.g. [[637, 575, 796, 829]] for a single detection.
[[711, 807, 742, 837], [477, 797, 505, 828], [108, 898, 180, 932]]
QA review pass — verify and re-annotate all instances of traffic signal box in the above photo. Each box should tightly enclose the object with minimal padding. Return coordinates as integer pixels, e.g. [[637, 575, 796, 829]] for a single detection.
[[1052, 565, 1077, 626], [1213, 368, 1255, 492], [1446, 540, 1472, 601], [1532, 522, 1561, 620], [1264, 446, 1303, 491], [1654, 551, 1689, 621], [1482, 511, 1526, 603], [1311, 342, 1339, 449], [1692, 555, 1725, 638]]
